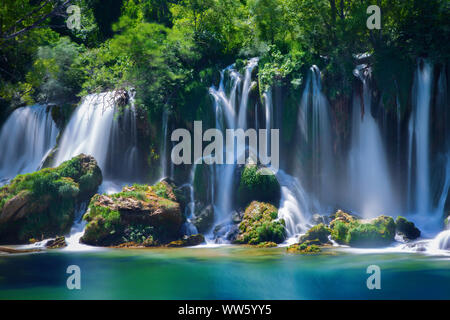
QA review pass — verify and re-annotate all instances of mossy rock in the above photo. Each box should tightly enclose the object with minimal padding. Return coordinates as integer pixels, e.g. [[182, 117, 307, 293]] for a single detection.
[[234, 201, 286, 245], [81, 182, 183, 246], [395, 216, 421, 241], [330, 211, 396, 248], [0, 154, 102, 244], [238, 164, 281, 206], [167, 234, 205, 247], [46, 236, 67, 249], [299, 223, 331, 245], [287, 243, 322, 254], [256, 241, 278, 248]]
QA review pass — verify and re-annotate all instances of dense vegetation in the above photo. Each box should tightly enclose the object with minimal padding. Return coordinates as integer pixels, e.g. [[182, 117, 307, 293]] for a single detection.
[[1, 0, 448, 127]]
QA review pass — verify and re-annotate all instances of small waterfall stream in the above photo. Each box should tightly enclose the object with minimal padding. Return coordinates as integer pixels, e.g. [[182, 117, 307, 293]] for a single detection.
[[408, 61, 433, 215], [0, 105, 58, 184]]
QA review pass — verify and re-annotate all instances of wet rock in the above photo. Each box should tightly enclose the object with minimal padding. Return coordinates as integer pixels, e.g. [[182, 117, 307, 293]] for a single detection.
[[114, 89, 129, 107], [167, 234, 205, 247], [192, 204, 214, 233], [231, 209, 244, 224], [46, 236, 67, 249], [395, 216, 421, 241]]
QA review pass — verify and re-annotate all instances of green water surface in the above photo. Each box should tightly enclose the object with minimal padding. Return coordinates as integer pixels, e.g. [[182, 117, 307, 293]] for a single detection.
[[0, 246, 449, 299]]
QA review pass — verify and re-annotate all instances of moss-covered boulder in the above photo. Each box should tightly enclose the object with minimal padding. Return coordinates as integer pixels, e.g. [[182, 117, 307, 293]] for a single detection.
[[167, 234, 205, 247], [237, 164, 281, 206], [0, 154, 102, 244], [234, 201, 286, 245], [330, 210, 396, 248], [299, 224, 331, 245], [395, 216, 421, 241], [287, 242, 322, 254], [81, 181, 184, 246]]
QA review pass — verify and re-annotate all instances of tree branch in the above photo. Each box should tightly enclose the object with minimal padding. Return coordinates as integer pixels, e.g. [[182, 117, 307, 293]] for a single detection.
[[1, 0, 74, 41]]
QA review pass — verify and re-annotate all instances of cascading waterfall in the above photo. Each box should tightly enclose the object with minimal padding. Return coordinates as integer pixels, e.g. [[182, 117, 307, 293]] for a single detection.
[[347, 65, 397, 218], [408, 61, 433, 215], [208, 58, 258, 232], [0, 105, 58, 184], [277, 170, 313, 242], [54, 91, 140, 181], [298, 66, 335, 206]]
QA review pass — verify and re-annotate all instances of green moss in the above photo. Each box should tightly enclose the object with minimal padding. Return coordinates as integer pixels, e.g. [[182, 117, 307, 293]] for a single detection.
[[299, 224, 331, 244], [0, 154, 102, 243], [330, 212, 396, 248], [256, 241, 277, 248], [81, 181, 182, 246], [235, 201, 286, 245], [287, 243, 321, 254], [151, 182, 170, 200], [238, 164, 281, 206]]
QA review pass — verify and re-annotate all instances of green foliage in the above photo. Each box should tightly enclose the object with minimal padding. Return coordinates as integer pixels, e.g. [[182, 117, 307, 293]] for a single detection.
[[236, 201, 286, 244], [238, 164, 281, 206]]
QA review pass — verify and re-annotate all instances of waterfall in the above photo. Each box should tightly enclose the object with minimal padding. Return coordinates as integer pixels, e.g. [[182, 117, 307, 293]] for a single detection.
[[408, 61, 433, 214], [348, 65, 397, 217], [263, 89, 273, 151], [208, 58, 258, 228], [0, 105, 58, 184], [54, 91, 140, 181], [298, 66, 335, 204], [349, 65, 396, 217], [277, 170, 313, 241], [161, 109, 169, 178]]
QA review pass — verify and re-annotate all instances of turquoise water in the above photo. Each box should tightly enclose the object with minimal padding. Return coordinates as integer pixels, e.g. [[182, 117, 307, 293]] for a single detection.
[[0, 247, 449, 299]]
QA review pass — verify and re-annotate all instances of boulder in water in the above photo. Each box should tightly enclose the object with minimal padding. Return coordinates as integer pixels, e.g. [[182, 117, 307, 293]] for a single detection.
[[81, 182, 184, 246], [167, 234, 205, 247], [46, 236, 67, 249], [234, 201, 286, 245], [0, 154, 102, 244], [395, 216, 421, 241], [330, 210, 396, 248], [287, 243, 322, 254], [299, 223, 331, 245]]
